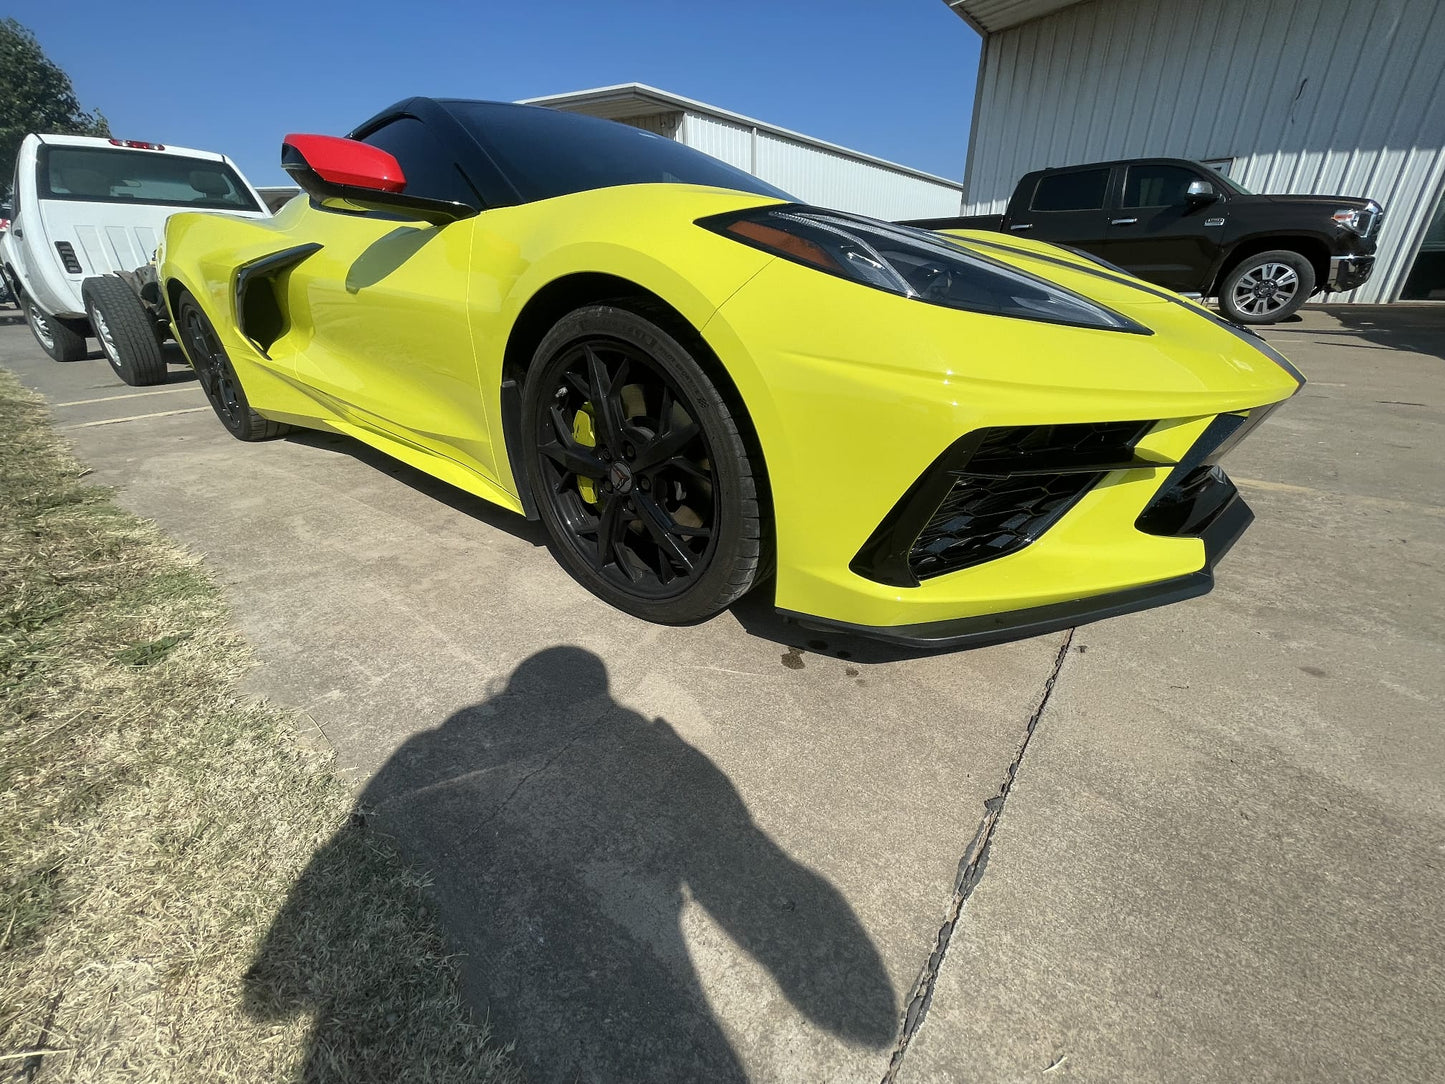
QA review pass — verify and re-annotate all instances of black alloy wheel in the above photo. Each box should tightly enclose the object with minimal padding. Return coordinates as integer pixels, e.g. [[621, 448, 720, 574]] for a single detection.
[[523, 305, 764, 625], [174, 292, 290, 441]]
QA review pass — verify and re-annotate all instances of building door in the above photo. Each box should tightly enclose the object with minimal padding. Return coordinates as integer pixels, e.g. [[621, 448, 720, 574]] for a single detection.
[[1401, 186, 1445, 300]]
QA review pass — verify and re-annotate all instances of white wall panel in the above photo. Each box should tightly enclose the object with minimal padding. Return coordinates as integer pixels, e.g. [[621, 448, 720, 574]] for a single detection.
[[679, 114, 753, 172], [964, 0, 1445, 301], [752, 132, 964, 220], [682, 114, 964, 220]]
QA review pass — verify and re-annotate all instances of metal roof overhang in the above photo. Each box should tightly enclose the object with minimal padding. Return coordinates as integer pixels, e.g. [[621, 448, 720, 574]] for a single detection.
[[944, 0, 1091, 35]]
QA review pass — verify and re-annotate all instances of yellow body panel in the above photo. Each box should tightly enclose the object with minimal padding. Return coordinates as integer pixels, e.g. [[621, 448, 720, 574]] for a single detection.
[[159, 183, 1302, 637]]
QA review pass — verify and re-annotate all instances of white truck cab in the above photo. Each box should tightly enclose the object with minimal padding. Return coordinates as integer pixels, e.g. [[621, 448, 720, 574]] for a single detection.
[[1, 133, 268, 373]]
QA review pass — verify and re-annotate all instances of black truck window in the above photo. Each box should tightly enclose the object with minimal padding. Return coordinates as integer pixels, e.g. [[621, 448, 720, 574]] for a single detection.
[[1122, 164, 1200, 208], [1030, 168, 1110, 212]]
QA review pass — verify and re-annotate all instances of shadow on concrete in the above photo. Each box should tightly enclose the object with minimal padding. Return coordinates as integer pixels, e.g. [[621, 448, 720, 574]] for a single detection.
[[284, 429, 550, 547], [274, 432, 945, 663], [728, 590, 942, 666], [245, 646, 897, 1082], [1278, 304, 1445, 360]]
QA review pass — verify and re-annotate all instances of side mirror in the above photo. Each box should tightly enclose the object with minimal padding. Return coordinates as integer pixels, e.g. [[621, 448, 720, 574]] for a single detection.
[[1186, 179, 1219, 205], [281, 133, 477, 226]]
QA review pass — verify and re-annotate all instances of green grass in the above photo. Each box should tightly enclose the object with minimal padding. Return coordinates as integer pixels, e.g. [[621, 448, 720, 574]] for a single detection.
[[0, 368, 517, 1083]]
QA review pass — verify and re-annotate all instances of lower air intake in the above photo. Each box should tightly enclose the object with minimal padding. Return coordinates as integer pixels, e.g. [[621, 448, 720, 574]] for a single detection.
[[851, 421, 1158, 588], [910, 422, 1151, 580]]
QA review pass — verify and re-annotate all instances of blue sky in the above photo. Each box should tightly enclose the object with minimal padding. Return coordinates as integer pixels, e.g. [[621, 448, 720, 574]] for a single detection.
[[18, 0, 980, 188]]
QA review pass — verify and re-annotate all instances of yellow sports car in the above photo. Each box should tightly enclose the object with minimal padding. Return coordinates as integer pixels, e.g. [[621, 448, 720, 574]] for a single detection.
[[157, 97, 1303, 647]]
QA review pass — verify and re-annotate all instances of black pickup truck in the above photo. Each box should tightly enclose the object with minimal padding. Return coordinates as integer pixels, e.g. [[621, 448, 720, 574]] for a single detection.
[[905, 157, 1382, 323]]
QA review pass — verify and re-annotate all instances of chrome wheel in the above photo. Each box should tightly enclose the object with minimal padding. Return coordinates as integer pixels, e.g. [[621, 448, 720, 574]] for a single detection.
[[27, 303, 54, 350], [1231, 261, 1299, 318], [90, 304, 120, 364]]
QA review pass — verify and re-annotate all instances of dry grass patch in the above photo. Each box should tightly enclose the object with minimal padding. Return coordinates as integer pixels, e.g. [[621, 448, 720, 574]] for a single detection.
[[0, 369, 517, 1083]]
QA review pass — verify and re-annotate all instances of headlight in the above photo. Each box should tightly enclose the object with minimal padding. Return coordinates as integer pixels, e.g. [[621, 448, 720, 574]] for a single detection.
[[700, 205, 1147, 333], [1331, 200, 1382, 236]]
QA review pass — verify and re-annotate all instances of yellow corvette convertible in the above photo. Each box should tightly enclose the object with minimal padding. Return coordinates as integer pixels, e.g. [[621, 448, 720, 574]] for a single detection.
[[157, 97, 1303, 647]]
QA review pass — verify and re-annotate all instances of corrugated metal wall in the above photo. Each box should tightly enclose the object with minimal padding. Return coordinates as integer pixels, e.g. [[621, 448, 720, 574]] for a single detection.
[[680, 114, 964, 221], [614, 111, 684, 139], [964, 0, 1445, 301]]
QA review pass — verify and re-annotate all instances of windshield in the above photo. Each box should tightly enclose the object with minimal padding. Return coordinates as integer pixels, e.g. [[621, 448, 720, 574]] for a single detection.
[[442, 101, 792, 204], [38, 145, 261, 212]]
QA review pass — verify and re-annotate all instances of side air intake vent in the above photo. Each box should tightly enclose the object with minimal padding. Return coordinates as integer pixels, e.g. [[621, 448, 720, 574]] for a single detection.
[[55, 241, 83, 274]]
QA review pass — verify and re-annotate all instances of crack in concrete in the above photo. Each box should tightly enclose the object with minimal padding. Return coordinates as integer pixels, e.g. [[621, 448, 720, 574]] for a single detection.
[[881, 630, 1076, 1083]]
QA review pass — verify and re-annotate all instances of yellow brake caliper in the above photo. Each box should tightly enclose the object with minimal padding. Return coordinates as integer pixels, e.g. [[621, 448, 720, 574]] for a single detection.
[[574, 405, 599, 504]]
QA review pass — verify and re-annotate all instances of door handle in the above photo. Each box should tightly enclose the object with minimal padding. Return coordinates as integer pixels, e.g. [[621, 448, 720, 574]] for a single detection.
[[11, 228, 20, 238], [1110, 217, 1138, 226], [1008, 223, 1033, 231]]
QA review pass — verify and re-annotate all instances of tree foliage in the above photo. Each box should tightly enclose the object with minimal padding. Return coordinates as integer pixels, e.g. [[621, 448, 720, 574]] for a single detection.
[[1, 18, 108, 198]]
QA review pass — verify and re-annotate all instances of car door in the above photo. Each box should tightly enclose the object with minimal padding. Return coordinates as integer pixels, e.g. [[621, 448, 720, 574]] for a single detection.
[[1100, 163, 1224, 292], [1006, 166, 1114, 253], [288, 115, 500, 479]]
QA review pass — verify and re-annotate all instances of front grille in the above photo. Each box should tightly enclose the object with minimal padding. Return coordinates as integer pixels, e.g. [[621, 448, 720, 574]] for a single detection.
[[55, 241, 83, 274], [910, 422, 1150, 580], [851, 421, 1159, 587], [911, 472, 1102, 578]]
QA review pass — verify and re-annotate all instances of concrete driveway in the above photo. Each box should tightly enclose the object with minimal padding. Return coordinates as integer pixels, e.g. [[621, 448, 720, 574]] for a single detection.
[[1, 303, 1440, 1082]]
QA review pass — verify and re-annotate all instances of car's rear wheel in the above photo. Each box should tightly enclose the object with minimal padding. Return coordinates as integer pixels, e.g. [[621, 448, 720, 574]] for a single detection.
[[174, 291, 291, 441], [25, 297, 88, 362], [83, 277, 167, 386], [522, 304, 764, 625], [1219, 250, 1315, 324]]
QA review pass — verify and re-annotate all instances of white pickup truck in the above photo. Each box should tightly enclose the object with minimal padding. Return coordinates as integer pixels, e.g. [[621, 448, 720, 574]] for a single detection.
[[0, 133, 269, 384]]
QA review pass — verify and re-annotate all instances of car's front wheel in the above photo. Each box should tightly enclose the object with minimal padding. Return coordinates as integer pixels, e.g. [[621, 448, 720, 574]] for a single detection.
[[24, 297, 88, 362], [1219, 250, 1316, 324], [174, 291, 291, 441], [522, 304, 765, 625], [83, 277, 167, 386]]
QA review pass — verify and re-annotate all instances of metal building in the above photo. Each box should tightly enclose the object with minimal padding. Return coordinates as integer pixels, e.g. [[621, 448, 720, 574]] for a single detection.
[[521, 84, 965, 222], [948, 0, 1445, 302]]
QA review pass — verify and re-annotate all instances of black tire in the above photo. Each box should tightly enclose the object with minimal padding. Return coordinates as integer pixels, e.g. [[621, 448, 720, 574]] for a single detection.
[[82, 276, 168, 386], [24, 295, 87, 361], [174, 291, 291, 441], [522, 304, 765, 625], [1218, 249, 1315, 324]]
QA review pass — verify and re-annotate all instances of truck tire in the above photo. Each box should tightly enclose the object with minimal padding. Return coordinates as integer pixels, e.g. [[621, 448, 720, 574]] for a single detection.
[[1219, 250, 1315, 324], [174, 291, 291, 441], [24, 296, 88, 362], [82, 277, 168, 386]]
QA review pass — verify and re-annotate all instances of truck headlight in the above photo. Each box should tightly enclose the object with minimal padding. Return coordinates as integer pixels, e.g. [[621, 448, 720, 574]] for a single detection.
[[1332, 200, 1382, 236]]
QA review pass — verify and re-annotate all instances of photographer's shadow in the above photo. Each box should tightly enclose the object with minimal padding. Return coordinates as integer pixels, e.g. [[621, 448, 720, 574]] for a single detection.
[[246, 646, 896, 1082]]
